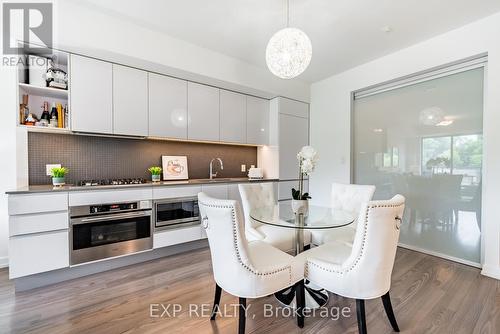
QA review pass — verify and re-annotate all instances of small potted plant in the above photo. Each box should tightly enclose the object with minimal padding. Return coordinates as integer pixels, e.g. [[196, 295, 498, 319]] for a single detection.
[[51, 167, 68, 186], [291, 146, 318, 215], [148, 166, 162, 182]]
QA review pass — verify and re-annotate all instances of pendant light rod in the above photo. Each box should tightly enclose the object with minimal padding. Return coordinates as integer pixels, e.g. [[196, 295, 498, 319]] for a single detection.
[[286, 0, 290, 27]]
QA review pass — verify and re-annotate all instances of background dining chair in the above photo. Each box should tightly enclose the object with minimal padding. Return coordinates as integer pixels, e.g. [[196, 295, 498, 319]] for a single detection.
[[311, 183, 376, 246], [299, 195, 405, 334], [198, 193, 305, 333], [238, 183, 312, 252]]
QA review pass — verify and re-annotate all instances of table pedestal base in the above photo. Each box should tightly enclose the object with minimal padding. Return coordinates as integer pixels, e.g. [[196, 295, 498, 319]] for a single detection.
[[275, 281, 329, 310]]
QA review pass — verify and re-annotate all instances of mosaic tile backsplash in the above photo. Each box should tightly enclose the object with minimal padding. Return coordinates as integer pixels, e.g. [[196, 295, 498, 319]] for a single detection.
[[28, 133, 257, 185]]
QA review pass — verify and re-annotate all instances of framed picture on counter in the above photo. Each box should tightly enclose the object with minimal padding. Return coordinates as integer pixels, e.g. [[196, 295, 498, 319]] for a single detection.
[[162, 156, 189, 180]]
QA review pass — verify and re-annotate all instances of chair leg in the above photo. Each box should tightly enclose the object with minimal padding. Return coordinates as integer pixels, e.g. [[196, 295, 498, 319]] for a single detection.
[[210, 283, 222, 320], [239, 297, 246, 334], [381, 292, 400, 332], [295, 280, 305, 328], [356, 299, 367, 334]]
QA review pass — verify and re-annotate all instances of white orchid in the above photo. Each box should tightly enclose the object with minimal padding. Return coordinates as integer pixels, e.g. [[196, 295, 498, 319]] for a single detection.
[[297, 146, 318, 176], [301, 158, 314, 175], [293, 146, 319, 201], [297, 146, 318, 161]]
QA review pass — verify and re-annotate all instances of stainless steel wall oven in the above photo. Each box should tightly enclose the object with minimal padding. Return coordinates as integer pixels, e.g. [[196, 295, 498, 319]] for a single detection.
[[69, 201, 153, 265]]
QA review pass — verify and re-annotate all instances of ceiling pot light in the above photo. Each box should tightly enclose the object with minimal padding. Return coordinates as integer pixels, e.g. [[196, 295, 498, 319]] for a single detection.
[[266, 0, 312, 79]]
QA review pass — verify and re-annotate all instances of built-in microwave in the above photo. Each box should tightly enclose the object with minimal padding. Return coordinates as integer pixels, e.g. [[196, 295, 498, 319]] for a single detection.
[[154, 196, 200, 230]]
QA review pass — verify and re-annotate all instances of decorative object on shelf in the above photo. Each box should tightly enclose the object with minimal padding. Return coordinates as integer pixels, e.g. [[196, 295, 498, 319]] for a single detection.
[[291, 146, 318, 216], [45, 59, 68, 90], [50, 167, 68, 186], [266, 0, 312, 79], [28, 55, 49, 87], [148, 166, 163, 182], [24, 113, 37, 126], [162, 156, 189, 180], [19, 94, 29, 125]]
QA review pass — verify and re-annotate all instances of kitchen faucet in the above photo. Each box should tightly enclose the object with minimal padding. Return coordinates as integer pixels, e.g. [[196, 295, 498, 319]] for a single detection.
[[209, 158, 224, 179]]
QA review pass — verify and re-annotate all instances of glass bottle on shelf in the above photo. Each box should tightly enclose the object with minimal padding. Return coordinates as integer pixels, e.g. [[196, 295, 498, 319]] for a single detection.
[[49, 102, 58, 127], [40, 101, 51, 126]]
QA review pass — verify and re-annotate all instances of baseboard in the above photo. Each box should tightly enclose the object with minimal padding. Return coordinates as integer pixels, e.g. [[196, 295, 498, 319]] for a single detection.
[[398, 243, 482, 268], [0, 256, 8, 269], [481, 264, 500, 280]]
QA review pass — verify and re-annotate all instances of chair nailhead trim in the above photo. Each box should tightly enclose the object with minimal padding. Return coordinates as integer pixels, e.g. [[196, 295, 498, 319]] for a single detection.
[[199, 200, 293, 285], [305, 202, 404, 276]]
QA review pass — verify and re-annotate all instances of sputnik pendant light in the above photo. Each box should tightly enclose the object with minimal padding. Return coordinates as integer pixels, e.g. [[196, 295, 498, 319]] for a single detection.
[[266, 0, 312, 79]]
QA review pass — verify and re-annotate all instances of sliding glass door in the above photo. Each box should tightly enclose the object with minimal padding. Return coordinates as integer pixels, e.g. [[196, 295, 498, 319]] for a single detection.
[[353, 65, 484, 265]]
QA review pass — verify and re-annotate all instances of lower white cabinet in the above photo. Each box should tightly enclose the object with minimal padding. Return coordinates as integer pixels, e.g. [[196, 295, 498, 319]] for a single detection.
[[9, 211, 68, 237], [9, 230, 69, 279], [153, 225, 202, 249], [200, 184, 228, 199]]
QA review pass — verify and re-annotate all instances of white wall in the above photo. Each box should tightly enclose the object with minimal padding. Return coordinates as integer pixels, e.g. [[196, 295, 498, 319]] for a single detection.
[[0, 66, 17, 267], [310, 12, 500, 279]]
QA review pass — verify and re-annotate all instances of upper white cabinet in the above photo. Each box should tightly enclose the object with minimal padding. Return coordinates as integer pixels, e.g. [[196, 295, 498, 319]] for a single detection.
[[279, 98, 309, 180], [187, 82, 220, 141], [70, 55, 113, 134], [220, 90, 246, 143], [247, 96, 270, 145], [69, 54, 272, 143], [113, 65, 148, 136], [148, 74, 188, 139], [279, 97, 309, 118]]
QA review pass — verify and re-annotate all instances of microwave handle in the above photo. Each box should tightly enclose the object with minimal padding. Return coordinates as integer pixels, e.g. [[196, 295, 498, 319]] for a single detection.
[[73, 211, 151, 225]]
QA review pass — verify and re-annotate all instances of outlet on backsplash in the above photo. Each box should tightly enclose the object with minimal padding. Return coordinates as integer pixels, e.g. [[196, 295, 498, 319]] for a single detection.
[[241, 164, 246, 172]]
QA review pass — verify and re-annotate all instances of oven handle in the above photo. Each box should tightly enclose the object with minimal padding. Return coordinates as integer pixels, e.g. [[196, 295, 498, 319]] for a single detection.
[[72, 210, 151, 225]]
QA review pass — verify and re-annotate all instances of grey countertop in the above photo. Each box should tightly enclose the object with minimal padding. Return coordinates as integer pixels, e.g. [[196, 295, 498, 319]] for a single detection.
[[6, 178, 279, 195]]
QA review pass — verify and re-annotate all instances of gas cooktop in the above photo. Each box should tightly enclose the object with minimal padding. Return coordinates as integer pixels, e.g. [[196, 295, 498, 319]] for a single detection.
[[77, 178, 147, 187]]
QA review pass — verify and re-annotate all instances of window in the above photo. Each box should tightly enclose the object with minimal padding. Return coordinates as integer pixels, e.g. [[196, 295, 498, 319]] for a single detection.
[[422, 134, 482, 185]]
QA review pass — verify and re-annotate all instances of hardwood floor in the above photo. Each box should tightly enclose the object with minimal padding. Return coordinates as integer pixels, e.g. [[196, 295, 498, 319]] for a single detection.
[[0, 247, 498, 334]]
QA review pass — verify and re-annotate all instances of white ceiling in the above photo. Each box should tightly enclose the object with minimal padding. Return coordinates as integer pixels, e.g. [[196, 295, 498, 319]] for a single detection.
[[78, 0, 500, 83]]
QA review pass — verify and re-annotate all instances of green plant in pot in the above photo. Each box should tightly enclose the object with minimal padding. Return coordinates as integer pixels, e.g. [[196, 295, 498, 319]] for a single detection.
[[148, 166, 162, 182], [51, 167, 68, 186]]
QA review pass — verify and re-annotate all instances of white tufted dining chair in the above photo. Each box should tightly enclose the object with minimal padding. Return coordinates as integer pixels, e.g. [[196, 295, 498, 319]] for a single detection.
[[198, 193, 305, 333], [298, 195, 405, 334], [238, 183, 312, 252], [311, 183, 376, 246]]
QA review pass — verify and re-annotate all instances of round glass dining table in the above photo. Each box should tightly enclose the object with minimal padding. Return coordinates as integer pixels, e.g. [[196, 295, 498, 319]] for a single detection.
[[250, 202, 355, 309]]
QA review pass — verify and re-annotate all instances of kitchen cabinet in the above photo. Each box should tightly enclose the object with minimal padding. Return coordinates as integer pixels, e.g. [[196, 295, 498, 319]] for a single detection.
[[187, 82, 220, 141], [279, 97, 309, 118], [201, 184, 228, 199], [153, 225, 202, 249], [246, 96, 270, 145], [8, 192, 68, 215], [149, 74, 188, 139], [113, 65, 148, 136], [9, 230, 69, 279], [70, 55, 113, 134], [279, 113, 309, 180], [220, 90, 246, 143], [9, 211, 68, 236]]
